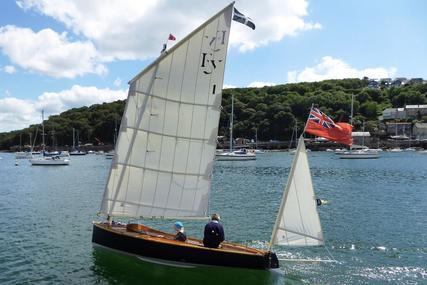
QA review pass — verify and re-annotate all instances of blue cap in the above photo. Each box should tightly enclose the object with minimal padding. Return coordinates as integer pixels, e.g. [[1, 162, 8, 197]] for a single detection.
[[174, 221, 183, 230]]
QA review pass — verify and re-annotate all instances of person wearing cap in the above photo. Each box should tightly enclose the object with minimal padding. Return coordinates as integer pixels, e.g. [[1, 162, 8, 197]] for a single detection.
[[173, 221, 187, 242], [203, 213, 225, 248]]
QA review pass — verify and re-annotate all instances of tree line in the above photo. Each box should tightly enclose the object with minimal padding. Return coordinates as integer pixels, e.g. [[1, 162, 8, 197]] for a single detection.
[[1, 78, 426, 150]]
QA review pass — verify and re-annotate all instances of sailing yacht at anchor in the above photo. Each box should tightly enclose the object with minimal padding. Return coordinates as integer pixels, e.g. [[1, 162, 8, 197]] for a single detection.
[[215, 93, 256, 161], [29, 110, 70, 166]]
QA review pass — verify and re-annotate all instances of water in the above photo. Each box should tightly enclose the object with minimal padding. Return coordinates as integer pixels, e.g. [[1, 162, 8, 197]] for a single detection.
[[0, 152, 426, 284]]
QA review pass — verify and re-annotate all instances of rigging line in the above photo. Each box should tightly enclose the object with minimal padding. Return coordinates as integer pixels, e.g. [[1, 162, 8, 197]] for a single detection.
[[324, 244, 340, 264], [278, 258, 337, 263]]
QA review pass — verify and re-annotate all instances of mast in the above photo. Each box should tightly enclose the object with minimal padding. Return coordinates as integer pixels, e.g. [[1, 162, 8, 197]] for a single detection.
[[362, 121, 365, 146], [41, 110, 45, 153], [350, 95, 354, 150], [255, 127, 258, 149], [29, 132, 32, 153], [229, 94, 234, 152], [72, 128, 75, 149], [114, 117, 117, 146], [295, 119, 298, 148]]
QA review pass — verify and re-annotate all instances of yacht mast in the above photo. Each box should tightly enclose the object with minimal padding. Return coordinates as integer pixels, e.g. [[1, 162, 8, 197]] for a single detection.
[[229, 94, 234, 152], [41, 110, 45, 153]]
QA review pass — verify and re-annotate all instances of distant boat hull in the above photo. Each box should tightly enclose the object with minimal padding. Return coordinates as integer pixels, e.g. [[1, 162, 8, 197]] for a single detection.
[[92, 222, 278, 270], [29, 157, 70, 165], [215, 152, 256, 161], [338, 150, 380, 159], [105, 152, 115, 159], [70, 151, 87, 155]]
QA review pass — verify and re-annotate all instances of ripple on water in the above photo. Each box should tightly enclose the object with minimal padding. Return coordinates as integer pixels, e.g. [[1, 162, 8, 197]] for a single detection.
[[0, 152, 426, 284]]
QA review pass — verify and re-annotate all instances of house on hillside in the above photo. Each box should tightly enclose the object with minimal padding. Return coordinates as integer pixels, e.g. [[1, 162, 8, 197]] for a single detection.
[[405, 105, 427, 119], [368, 80, 380, 89], [408, 78, 424, 85], [386, 122, 412, 138], [413, 123, 427, 140], [352, 131, 371, 146], [381, 108, 406, 120], [390, 78, 406, 87]]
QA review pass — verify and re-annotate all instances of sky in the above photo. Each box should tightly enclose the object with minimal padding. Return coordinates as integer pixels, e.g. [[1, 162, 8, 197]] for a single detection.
[[0, 0, 426, 132]]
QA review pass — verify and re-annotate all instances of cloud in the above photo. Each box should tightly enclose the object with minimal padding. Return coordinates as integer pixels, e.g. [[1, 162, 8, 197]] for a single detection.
[[230, 0, 322, 52], [223, 84, 237, 89], [0, 85, 127, 132], [16, 0, 320, 59], [287, 56, 397, 83], [2, 65, 16, 74], [0, 25, 107, 78], [113, 77, 122, 87], [0, 97, 39, 132], [247, 81, 276, 88]]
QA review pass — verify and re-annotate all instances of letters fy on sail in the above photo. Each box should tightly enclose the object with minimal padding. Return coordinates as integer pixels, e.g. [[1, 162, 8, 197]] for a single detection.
[[305, 107, 353, 146]]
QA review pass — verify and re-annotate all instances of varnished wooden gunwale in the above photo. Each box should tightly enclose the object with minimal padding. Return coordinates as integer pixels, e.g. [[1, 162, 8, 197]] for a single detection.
[[95, 222, 267, 256]]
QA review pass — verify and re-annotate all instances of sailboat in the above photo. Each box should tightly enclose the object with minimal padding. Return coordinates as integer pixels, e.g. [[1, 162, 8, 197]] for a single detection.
[[29, 110, 70, 165], [105, 118, 118, 159], [15, 133, 31, 159], [92, 3, 322, 270], [70, 128, 87, 155], [253, 127, 265, 154], [215, 93, 256, 160], [337, 96, 380, 159], [288, 120, 298, 154]]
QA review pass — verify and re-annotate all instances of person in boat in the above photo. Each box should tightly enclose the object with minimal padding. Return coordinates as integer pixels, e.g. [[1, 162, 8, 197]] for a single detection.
[[174, 221, 187, 242], [203, 213, 225, 248], [316, 198, 328, 206]]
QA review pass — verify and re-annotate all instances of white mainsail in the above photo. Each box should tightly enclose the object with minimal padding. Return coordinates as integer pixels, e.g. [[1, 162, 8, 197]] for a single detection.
[[101, 4, 234, 219], [271, 136, 324, 246]]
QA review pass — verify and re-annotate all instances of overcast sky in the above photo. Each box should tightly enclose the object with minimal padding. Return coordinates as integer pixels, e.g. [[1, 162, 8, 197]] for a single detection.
[[0, 0, 426, 132]]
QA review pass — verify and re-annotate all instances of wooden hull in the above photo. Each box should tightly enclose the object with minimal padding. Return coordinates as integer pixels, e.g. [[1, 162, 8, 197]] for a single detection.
[[92, 222, 278, 270]]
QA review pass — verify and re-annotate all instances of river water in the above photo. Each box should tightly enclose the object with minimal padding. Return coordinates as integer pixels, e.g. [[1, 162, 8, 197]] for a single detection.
[[0, 151, 426, 284]]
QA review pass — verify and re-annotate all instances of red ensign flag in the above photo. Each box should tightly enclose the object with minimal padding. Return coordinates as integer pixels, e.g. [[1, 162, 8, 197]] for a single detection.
[[305, 108, 353, 146]]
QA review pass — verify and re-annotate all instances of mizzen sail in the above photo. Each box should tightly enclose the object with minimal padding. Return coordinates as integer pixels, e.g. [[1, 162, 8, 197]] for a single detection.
[[271, 136, 324, 246], [101, 3, 234, 218]]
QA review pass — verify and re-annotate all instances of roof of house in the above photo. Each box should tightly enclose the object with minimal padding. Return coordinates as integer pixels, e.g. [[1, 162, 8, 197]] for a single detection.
[[405, 105, 427, 109], [352, 132, 371, 137]]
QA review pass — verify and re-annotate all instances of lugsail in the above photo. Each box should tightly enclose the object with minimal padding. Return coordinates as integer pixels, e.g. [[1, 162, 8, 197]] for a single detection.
[[271, 136, 324, 246], [101, 4, 234, 219]]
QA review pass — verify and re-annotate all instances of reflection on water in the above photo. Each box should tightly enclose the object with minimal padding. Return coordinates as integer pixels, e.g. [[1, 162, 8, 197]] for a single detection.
[[91, 247, 290, 285]]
